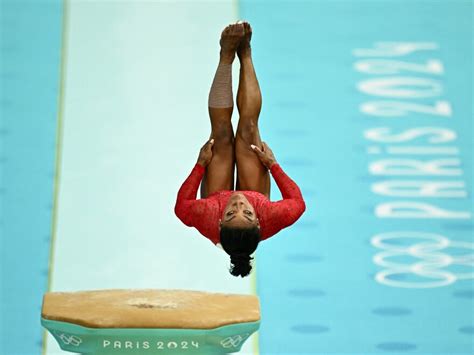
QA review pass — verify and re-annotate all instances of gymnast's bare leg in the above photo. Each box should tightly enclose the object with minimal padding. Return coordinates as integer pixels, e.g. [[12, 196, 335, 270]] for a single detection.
[[235, 22, 270, 198], [200, 23, 244, 198]]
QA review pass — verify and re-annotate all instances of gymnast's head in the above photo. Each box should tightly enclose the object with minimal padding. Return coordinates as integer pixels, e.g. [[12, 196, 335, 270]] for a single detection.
[[219, 192, 261, 278]]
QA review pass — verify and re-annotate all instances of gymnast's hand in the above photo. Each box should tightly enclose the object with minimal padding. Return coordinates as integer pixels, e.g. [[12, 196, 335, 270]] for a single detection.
[[197, 138, 215, 167], [251, 141, 277, 169]]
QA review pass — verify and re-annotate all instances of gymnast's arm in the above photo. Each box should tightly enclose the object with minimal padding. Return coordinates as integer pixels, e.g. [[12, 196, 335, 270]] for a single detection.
[[251, 141, 305, 208], [270, 164, 305, 203], [175, 139, 214, 226], [269, 163, 306, 222], [251, 142, 306, 236], [174, 163, 206, 227]]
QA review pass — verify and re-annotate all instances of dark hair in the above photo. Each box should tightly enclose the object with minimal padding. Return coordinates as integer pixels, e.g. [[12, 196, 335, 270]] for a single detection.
[[219, 225, 261, 278]]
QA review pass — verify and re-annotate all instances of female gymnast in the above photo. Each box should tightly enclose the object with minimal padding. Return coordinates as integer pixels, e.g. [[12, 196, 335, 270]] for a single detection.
[[175, 21, 306, 277]]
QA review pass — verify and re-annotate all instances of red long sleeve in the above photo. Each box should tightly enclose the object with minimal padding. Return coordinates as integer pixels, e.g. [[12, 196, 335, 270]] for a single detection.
[[174, 163, 205, 226], [259, 163, 306, 239], [174, 163, 220, 243]]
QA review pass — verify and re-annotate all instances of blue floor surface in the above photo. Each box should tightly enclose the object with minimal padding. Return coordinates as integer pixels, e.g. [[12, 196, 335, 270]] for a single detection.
[[241, 0, 473, 354]]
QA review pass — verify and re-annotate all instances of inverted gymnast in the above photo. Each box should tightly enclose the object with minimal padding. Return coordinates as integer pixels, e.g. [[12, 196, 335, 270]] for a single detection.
[[175, 21, 306, 277]]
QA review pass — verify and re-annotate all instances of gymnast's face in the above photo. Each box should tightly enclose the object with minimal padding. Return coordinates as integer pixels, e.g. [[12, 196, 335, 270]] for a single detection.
[[220, 193, 259, 229]]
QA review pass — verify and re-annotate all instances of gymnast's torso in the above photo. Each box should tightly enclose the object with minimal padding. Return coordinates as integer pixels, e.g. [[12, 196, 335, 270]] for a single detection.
[[175, 163, 306, 245]]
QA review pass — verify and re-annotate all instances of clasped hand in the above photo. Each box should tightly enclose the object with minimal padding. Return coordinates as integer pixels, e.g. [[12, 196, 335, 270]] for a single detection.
[[197, 139, 277, 169]]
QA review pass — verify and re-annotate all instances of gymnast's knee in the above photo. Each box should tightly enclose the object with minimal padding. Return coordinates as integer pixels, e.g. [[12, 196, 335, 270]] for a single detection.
[[236, 120, 260, 144], [211, 124, 234, 146]]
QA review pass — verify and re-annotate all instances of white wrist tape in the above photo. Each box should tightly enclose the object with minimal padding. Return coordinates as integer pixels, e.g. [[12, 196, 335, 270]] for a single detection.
[[208, 63, 233, 108]]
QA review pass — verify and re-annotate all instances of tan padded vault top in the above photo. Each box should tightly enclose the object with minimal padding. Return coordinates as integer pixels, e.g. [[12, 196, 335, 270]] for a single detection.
[[41, 289, 261, 329]]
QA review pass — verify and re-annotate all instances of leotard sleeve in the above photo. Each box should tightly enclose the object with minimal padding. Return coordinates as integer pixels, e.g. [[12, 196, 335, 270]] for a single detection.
[[174, 163, 220, 244], [260, 163, 306, 239]]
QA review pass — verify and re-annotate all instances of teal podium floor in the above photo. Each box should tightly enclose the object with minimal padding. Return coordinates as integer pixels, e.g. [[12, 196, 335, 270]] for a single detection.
[[1, 1, 472, 354]]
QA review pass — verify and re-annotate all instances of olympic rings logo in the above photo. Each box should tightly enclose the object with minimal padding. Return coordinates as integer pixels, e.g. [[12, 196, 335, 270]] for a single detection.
[[371, 231, 474, 288], [53, 331, 83, 347], [220, 333, 250, 349]]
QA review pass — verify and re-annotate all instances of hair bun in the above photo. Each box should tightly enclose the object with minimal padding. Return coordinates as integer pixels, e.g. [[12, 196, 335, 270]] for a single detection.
[[230, 253, 252, 265]]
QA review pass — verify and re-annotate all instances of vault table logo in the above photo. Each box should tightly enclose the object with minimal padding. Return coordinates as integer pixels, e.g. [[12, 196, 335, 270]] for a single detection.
[[53, 331, 83, 347], [371, 231, 473, 288], [220, 333, 250, 349]]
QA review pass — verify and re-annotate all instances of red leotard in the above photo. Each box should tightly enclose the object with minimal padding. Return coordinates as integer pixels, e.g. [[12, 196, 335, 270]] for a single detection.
[[175, 163, 306, 245]]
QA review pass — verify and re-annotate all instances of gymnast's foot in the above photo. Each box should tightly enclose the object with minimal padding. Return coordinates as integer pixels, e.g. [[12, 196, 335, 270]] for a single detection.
[[220, 22, 245, 64], [237, 21, 252, 59]]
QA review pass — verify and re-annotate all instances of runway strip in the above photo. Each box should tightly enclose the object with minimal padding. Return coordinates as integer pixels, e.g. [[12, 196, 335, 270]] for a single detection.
[[43, 1, 257, 354]]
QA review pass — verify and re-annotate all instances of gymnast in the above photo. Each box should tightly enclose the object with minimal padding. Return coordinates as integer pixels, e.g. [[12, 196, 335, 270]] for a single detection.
[[175, 21, 306, 277]]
